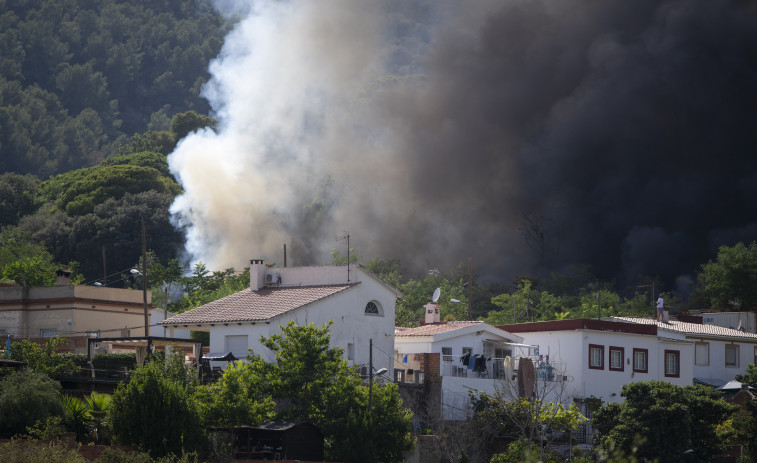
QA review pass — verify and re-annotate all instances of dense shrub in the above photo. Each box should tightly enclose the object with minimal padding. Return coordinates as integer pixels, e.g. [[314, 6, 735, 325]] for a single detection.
[[109, 359, 205, 458], [0, 370, 64, 438]]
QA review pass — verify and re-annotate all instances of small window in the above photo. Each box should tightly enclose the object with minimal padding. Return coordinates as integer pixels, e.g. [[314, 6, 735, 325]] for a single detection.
[[725, 345, 739, 368], [347, 343, 355, 361], [442, 347, 452, 362], [695, 342, 709, 366], [589, 344, 604, 370], [365, 301, 382, 316], [633, 348, 648, 373], [120, 329, 131, 337], [665, 350, 680, 377], [462, 347, 472, 356], [609, 346, 624, 371], [40, 329, 57, 338]]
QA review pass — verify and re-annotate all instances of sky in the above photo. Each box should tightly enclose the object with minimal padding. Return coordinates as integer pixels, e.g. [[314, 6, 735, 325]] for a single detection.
[[168, 0, 757, 288]]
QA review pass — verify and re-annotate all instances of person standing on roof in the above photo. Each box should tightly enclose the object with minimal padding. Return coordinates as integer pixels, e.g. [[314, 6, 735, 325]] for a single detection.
[[656, 295, 664, 321]]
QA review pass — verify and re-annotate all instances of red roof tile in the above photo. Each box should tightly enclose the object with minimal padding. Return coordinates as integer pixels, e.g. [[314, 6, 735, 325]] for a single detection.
[[159, 284, 357, 325], [395, 321, 483, 336]]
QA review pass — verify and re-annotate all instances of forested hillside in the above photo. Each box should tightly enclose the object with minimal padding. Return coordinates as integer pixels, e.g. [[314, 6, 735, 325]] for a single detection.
[[0, 0, 230, 285], [0, 0, 232, 177]]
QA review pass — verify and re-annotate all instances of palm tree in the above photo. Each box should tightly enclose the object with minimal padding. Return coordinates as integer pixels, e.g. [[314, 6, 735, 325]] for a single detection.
[[61, 394, 89, 441], [83, 392, 112, 443]]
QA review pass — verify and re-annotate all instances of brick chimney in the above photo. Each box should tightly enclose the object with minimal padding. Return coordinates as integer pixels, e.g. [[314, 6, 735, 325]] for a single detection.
[[249, 259, 265, 291]]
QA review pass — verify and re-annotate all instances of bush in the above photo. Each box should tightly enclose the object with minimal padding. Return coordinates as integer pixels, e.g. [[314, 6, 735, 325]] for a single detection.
[[0, 441, 85, 463], [109, 360, 205, 458], [0, 370, 64, 438]]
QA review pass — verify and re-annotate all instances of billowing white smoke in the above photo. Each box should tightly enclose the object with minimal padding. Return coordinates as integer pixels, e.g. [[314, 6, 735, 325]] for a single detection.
[[168, 0, 395, 269]]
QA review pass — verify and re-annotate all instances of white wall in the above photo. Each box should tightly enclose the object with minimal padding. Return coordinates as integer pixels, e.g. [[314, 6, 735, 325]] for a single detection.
[[208, 268, 396, 374], [690, 338, 757, 381], [519, 330, 693, 404]]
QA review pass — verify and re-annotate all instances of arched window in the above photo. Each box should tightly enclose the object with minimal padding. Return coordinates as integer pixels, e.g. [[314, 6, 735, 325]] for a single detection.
[[365, 301, 382, 316]]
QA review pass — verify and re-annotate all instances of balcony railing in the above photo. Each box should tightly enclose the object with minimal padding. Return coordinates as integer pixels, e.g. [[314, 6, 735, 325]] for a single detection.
[[440, 354, 567, 381]]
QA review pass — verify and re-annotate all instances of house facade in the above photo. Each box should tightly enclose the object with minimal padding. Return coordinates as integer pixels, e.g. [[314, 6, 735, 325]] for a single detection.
[[394, 309, 532, 420], [497, 319, 694, 408], [611, 316, 757, 388], [159, 261, 401, 375], [0, 271, 154, 353]]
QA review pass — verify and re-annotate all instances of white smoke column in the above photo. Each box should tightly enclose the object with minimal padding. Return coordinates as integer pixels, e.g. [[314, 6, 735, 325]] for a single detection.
[[168, 0, 388, 269]]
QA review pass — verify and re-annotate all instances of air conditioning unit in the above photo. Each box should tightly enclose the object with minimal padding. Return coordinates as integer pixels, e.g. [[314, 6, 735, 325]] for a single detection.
[[265, 272, 280, 284]]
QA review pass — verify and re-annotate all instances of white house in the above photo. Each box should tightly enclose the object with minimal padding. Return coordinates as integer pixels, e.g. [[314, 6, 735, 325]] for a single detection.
[[611, 316, 757, 388], [394, 305, 533, 420], [497, 319, 695, 408], [158, 261, 401, 375]]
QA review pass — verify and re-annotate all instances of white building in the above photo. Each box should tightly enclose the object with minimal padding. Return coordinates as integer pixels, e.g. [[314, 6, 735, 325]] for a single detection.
[[158, 261, 401, 375], [394, 306, 533, 420], [611, 316, 757, 388], [497, 319, 695, 407]]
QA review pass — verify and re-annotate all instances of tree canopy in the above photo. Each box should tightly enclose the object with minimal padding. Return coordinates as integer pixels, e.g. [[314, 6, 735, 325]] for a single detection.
[[245, 321, 415, 463], [0, 0, 232, 177], [691, 241, 757, 311], [592, 381, 738, 462]]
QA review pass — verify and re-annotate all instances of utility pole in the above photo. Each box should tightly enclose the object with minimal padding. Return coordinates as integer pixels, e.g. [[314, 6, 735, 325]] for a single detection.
[[369, 338, 373, 412], [467, 258, 473, 321], [141, 219, 149, 337], [102, 245, 107, 285]]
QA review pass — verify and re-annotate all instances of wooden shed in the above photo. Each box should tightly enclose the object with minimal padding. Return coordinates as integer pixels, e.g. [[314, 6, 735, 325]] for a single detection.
[[213, 421, 324, 461]]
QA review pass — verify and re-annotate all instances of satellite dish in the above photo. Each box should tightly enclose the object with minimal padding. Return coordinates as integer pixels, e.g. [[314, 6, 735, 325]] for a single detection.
[[432, 287, 441, 302]]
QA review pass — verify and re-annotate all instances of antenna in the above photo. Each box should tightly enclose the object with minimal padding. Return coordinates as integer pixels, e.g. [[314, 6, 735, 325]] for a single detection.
[[336, 232, 350, 282], [432, 287, 441, 303]]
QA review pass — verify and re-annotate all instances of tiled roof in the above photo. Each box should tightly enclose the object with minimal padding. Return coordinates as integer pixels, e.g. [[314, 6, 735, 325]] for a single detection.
[[159, 284, 357, 325], [611, 317, 757, 340], [395, 321, 483, 337]]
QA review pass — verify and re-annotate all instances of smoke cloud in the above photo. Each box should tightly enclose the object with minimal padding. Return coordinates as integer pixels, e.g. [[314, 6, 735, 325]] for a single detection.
[[169, 0, 757, 286]]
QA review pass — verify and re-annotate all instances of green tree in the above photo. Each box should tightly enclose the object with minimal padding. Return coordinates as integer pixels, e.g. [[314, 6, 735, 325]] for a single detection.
[[57, 164, 181, 216], [61, 394, 90, 441], [0, 369, 64, 438], [735, 364, 757, 462], [109, 358, 205, 458], [486, 279, 562, 324], [0, 172, 40, 227], [470, 388, 585, 460], [593, 381, 738, 462], [247, 321, 415, 462], [20, 190, 183, 283], [83, 391, 112, 443], [0, 227, 51, 269], [169, 110, 216, 140], [2, 254, 57, 286], [194, 362, 274, 428], [8, 337, 80, 378], [692, 241, 757, 310]]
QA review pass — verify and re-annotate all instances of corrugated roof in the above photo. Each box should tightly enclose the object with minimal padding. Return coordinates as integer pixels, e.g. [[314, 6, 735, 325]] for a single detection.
[[395, 321, 483, 336], [159, 284, 357, 325], [611, 316, 757, 340]]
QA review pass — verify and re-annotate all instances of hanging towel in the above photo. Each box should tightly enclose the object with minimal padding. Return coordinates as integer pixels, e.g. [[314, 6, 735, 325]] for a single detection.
[[402, 354, 408, 364]]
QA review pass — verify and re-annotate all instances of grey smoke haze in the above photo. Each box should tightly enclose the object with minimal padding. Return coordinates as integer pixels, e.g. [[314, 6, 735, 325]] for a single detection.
[[168, 0, 757, 286]]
